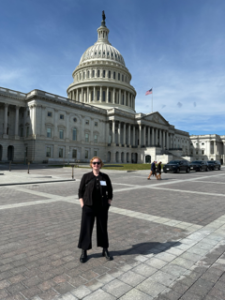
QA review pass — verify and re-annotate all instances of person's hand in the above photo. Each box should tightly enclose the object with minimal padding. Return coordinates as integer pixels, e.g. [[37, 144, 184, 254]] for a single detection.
[[79, 198, 84, 208], [108, 199, 112, 205]]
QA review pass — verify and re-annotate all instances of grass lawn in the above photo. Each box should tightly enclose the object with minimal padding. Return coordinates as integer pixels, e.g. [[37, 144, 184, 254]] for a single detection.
[[49, 163, 163, 171]]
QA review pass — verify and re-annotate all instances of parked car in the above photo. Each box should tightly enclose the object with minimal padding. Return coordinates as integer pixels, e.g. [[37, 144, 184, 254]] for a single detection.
[[189, 161, 209, 172], [163, 160, 190, 173], [207, 160, 221, 170]]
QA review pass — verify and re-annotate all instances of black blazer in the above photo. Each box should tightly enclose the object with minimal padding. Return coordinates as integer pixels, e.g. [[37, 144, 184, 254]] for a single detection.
[[78, 171, 113, 206]]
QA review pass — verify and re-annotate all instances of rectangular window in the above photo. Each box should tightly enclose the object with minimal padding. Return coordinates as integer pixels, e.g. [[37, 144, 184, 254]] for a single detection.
[[87, 71, 89, 78], [46, 147, 51, 157], [94, 135, 98, 143], [103, 70, 105, 78], [59, 148, 63, 158], [73, 128, 77, 141], [26, 126, 29, 137], [108, 71, 111, 78], [85, 120, 89, 125], [92, 70, 95, 77], [97, 91, 100, 101], [47, 128, 52, 138], [113, 72, 116, 79], [103, 91, 106, 102], [85, 133, 89, 142], [95, 122, 98, 127], [47, 112, 52, 117], [196, 151, 198, 155], [20, 127, 23, 137], [118, 73, 120, 80], [122, 74, 124, 81], [85, 150, 88, 159], [60, 114, 64, 120], [94, 150, 97, 156], [202, 150, 204, 154], [72, 149, 77, 159], [59, 129, 64, 139], [97, 70, 100, 77]]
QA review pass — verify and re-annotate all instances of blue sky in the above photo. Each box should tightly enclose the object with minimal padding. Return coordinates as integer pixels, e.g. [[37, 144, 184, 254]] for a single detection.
[[1, 0, 225, 136]]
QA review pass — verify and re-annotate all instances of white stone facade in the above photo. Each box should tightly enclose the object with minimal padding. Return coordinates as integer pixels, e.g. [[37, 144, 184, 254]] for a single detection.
[[0, 18, 224, 164]]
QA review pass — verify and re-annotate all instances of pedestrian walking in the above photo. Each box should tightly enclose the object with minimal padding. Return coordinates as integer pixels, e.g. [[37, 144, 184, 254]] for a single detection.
[[147, 161, 158, 180], [78, 156, 113, 263], [157, 161, 162, 180]]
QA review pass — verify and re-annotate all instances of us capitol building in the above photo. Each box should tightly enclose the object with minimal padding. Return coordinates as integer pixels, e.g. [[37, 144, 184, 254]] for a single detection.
[[0, 14, 225, 164]]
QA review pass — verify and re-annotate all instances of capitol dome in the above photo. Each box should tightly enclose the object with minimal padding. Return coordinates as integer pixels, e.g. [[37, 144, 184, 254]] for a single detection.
[[67, 14, 136, 113]]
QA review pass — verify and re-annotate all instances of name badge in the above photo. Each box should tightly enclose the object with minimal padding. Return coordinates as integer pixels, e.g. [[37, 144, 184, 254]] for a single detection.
[[100, 181, 107, 186]]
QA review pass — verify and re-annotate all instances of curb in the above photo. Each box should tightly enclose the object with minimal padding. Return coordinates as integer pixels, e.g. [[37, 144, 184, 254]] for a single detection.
[[0, 179, 76, 187]]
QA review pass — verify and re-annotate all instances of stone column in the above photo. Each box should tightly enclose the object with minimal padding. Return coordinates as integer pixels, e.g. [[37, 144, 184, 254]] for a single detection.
[[100, 86, 102, 102], [148, 127, 150, 146], [41, 106, 46, 136], [133, 125, 136, 146], [124, 91, 126, 106], [76, 89, 78, 101], [123, 123, 126, 145], [106, 87, 109, 103], [113, 88, 115, 104], [4, 104, 8, 135], [163, 130, 165, 149], [151, 128, 154, 145], [54, 109, 58, 138], [139, 124, 142, 147], [87, 87, 89, 102], [94, 87, 97, 101], [128, 124, 131, 147], [167, 132, 169, 149], [119, 89, 121, 105], [143, 126, 146, 146], [106, 122, 109, 144], [214, 141, 217, 156], [159, 130, 162, 147], [155, 128, 158, 146], [118, 122, 121, 145], [81, 88, 84, 102], [15, 106, 19, 137], [112, 121, 115, 144]]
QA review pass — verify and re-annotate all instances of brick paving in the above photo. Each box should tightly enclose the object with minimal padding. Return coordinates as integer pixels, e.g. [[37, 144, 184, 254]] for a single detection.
[[0, 165, 225, 299]]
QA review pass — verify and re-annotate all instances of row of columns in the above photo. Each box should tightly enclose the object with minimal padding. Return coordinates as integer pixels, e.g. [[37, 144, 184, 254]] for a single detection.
[[76, 69, 128, 84], [70, 87, 135, 109], [2, 103, 20, 137], [108, 121, 172, 149]]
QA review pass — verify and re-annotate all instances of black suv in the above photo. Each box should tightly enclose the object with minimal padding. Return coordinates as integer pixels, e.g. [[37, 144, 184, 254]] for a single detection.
[[163, 160, 190, 173], [189, 161, 209, 172], [207, 160, 221, 170]]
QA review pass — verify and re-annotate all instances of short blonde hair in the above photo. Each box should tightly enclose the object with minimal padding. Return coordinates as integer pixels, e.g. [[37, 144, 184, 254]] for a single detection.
[[89, 156, 104, 168]]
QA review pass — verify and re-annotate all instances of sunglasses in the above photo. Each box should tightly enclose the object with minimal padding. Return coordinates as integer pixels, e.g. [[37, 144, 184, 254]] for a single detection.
[[92, 162, 101, 165]]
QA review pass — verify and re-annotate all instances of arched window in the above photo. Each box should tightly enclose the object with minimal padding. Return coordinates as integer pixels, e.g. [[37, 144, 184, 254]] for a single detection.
[[103, 70, 105, 78], [97, 70, 100, 77], [85, 133, 89, 142], [92, 70, 95, 77], [113, 72, 116, 79]]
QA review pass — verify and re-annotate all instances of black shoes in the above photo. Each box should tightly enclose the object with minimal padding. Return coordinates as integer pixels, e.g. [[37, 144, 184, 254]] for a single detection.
[[102, 248, 113, 261], [80, 250, 87, 263]]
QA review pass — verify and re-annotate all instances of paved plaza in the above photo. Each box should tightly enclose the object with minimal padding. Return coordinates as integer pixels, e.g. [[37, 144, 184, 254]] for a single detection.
[[0, 165, 225, 300]]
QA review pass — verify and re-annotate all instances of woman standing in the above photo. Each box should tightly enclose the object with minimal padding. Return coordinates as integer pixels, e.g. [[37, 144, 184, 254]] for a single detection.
[[78, 157, 113, 263], [157, 161, 162, 180]]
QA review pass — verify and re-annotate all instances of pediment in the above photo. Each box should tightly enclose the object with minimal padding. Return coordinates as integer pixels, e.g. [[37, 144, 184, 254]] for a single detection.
[[143, 112, 169, 125]]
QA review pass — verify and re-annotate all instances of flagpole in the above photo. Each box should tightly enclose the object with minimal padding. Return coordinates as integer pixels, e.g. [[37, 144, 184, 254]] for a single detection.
[[152, 88, 153, 113]]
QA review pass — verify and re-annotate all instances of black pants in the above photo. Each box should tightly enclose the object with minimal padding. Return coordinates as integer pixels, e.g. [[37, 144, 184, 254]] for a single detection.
[[78, 205, 109, 250]]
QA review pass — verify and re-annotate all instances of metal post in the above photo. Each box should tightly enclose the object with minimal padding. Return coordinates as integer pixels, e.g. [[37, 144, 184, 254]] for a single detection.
[[28, 162, 30, 174], [72, 164, 74, 179]]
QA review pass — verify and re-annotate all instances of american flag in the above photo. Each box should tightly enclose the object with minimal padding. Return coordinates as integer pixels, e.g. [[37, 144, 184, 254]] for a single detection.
[[145, 88, 153, 95]]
